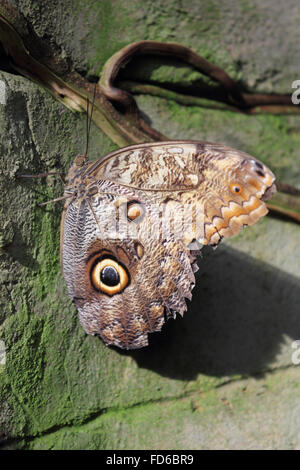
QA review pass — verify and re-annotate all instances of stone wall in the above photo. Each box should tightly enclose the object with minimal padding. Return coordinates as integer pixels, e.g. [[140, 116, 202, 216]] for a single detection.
[[0, 0, 299, 449]]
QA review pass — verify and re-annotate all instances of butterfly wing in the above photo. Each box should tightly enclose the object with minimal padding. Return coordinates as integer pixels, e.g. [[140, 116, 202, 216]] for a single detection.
[[61, 141, 276, 349]]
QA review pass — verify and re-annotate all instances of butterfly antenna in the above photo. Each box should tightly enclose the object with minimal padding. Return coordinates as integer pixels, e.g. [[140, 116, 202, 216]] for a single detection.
[[84, 96, 90, 160], [38, 194, 73, 207], [84, 84, 97, 161]]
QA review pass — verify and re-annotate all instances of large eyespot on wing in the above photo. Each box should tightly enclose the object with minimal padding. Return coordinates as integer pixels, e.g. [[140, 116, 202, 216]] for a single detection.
[[72, 235, 197, 350], [90, 255, 130, 296], [200, 154, 276, 246]]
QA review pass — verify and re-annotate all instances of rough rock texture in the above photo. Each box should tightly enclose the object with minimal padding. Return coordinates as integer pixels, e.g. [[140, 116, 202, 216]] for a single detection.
[[0, 0, 299, 449]]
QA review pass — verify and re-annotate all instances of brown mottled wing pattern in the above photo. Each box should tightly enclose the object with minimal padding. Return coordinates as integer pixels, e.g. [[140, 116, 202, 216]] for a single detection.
[[61, 141, 276, 349]]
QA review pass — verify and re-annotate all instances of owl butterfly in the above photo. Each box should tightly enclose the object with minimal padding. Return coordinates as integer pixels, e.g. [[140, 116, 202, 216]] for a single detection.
[[60, 139, 276, 349]]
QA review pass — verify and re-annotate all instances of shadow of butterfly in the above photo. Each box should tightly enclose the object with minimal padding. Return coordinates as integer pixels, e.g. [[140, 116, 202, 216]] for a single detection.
[[60, 140, 276, 349]]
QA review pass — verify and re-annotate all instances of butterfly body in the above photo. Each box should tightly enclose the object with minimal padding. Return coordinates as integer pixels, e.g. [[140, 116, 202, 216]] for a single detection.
[[60, 141, 276, 349]]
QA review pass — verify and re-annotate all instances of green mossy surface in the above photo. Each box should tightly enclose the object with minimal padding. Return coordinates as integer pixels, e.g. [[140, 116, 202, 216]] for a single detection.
[[0, 0, 300, 450], [24, 367, 300, 449]]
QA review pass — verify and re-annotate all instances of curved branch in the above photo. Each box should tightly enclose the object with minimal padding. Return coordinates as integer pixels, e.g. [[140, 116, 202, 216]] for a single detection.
[[99, 40, 297, 114], [0, 3, 299, 222]]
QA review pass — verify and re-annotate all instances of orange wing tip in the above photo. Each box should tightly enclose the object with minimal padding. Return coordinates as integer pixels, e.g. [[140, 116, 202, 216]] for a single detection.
[[204, 195, 270, 244]]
